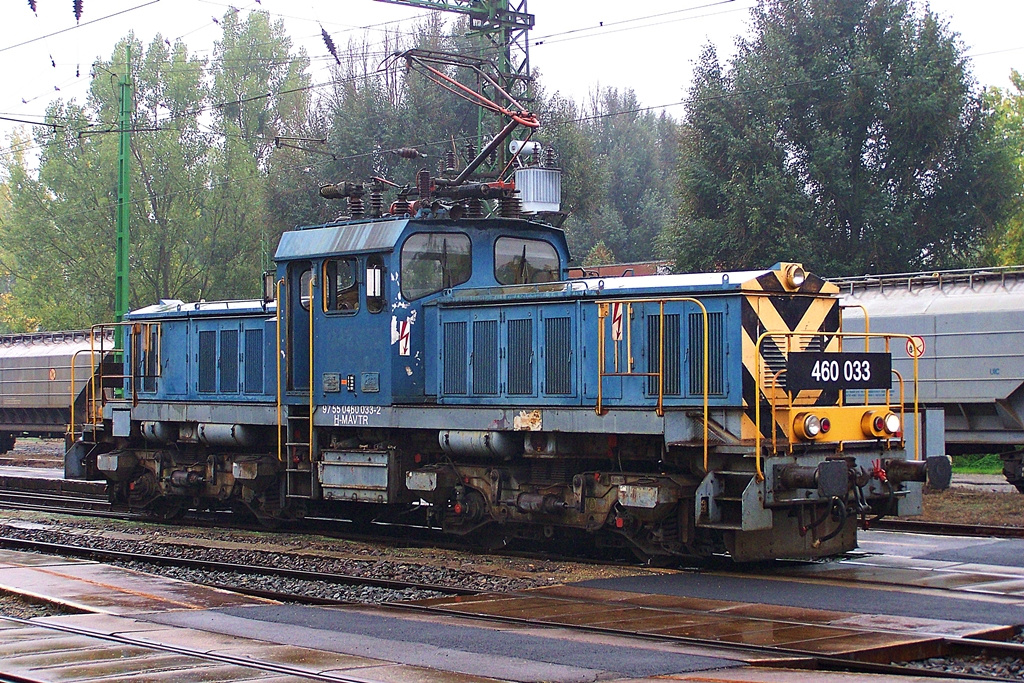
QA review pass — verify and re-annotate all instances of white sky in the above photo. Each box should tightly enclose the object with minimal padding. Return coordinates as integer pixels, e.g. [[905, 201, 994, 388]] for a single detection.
[[1, 0, 1023, 149]]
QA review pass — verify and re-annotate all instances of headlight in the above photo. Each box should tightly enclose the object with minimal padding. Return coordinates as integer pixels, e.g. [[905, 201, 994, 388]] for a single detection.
[[793, 413, 822, 439], [782, 263, 807, 290], [862, 409, 900, 438]]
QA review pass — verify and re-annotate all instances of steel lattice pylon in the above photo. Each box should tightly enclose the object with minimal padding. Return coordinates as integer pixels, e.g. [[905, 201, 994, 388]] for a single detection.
[[375, 0, 533, 101]]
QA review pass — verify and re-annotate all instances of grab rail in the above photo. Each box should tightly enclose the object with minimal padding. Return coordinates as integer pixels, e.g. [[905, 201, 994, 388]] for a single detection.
[[596, 297, 710, 471], [276, 278, 285, 463], [80, 322, 161, 433], [753, 331, 920, 483]]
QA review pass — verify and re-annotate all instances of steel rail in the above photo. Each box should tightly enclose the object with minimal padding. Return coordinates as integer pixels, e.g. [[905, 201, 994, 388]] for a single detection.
[[0, 511, 1019, 679]]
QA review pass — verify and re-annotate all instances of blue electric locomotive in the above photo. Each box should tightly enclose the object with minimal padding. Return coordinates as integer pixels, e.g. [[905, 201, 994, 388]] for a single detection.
[[67, 176, 949, 561], [66, 49, 950, 561]]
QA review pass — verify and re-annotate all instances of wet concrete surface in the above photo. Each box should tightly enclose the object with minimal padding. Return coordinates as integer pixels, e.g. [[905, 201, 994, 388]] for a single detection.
[[950, 473, 1017, 493], [0, 549, 274, 614], [576, 568, 1024, 626], [147, 604, 744, 683], [0, 547, 1005, 682], [859, 528, 1024, 568]]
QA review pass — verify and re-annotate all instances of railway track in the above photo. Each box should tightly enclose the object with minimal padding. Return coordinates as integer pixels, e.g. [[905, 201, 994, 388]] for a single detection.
[[2, 535, 1023, 681], [0, 535, 478, 597]]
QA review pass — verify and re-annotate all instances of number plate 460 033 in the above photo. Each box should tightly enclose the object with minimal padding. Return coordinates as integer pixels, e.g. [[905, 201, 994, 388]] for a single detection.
[[785, 352, 892, 392]]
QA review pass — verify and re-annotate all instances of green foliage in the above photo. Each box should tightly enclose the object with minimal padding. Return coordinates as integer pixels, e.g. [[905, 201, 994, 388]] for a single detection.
[[0, 12, 312, 330], [0, 11, 681, 330], [583, 240, 614, 266], [951, 453, 1003, 475], [544, 88, 679, 264], [984, 71, 1024, 265], [665, 0, 1018, 277]]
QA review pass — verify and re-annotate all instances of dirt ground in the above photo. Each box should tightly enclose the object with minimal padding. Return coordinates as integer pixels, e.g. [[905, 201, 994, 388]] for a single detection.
[[922, 487, 1023, 527]]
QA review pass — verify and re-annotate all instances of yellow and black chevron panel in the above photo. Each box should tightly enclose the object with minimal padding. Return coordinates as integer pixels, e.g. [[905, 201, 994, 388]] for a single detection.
[[740, 265, 841, 442]]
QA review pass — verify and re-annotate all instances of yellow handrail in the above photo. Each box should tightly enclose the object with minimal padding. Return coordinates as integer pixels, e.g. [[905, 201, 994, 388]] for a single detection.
[[275, 278, 285, 463], [68, 348, 101, 437], [595, 297, 710, 471], [753, 331, 920, 483], [308, 273, 316, 460], [87, 323, 141, 421]]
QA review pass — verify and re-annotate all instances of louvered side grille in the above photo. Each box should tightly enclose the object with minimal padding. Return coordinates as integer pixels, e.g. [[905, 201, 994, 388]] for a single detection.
[[507, 318, 533, 395], [472, 320, 499, 395], [544, 317, 571, 395], [647, 314, 681, 395], [198, 330, 216, 393], [761, 334, 823, 387], [245, 328, 264, 394], [689, 311, 725, 395], [220, 329, 239, 393], [443, 321, 467, 395]]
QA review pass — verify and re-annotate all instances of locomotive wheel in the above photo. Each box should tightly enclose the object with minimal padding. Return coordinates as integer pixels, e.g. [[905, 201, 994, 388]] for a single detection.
[[1001, 454, 1024, 495], [147, 499, 187, 521]]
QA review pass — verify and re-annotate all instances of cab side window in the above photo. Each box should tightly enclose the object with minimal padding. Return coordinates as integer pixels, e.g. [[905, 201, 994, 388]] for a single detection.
[[400, 233, 472, 300], [494, 237, 560, 285], [366, 254, 386, 313], [325, 258, 359, 313]]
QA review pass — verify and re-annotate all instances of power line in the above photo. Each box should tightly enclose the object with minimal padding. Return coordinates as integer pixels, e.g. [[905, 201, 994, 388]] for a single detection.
[[0, 0, 163, 55], [531, 0, 741, 45]]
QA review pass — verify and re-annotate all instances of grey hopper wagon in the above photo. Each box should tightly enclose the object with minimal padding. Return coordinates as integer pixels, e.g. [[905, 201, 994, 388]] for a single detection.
[[0, 330, 116, 455], [835, 266, 1024, 492]]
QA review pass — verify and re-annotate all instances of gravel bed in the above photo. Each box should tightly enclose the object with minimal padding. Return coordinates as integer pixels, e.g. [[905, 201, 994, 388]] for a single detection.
[[115, 561, 447, 603], [904, 655, 1024, 679], [0, 521, 550, 594], [0, 593, 73, 619]]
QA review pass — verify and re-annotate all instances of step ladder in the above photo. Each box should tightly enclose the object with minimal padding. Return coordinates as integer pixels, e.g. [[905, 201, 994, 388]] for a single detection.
[[695, 470, 772, 531], [284, 405, 313, 498]]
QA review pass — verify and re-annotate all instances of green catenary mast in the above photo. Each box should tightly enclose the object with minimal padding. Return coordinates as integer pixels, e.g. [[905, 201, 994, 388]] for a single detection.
[[114, 45, 131, 350]]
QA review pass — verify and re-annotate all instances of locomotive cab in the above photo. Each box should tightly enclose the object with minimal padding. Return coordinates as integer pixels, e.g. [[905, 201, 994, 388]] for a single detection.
[[273, 216, 571, 409]]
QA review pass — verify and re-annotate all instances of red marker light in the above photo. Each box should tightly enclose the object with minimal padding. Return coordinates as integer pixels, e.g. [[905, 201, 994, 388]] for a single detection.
[[819, 417, 831, 434]]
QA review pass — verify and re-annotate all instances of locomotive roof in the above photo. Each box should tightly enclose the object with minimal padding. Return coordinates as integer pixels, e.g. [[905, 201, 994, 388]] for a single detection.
[[274, 215, 566, 261], [443, 264, 835, 305], [127, 299, 275, 320], [275, 218, 409, 260]]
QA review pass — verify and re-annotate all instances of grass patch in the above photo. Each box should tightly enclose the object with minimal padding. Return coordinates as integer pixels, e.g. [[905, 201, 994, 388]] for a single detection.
[[951, 453, 1004, 475]]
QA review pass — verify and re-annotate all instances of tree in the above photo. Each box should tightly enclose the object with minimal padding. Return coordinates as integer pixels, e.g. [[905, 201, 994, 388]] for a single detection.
[[664, 0, 1018, 277], [0, 12, 314, 330], [541, 87, 679, 264], [583, 240, 614, 266], [985, 71, 1024, 265]]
